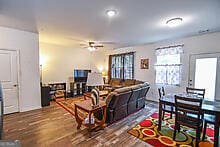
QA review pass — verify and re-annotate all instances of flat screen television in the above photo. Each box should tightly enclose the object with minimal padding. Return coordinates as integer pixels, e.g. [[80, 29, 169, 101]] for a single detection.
[[74, 69, 91, 82]]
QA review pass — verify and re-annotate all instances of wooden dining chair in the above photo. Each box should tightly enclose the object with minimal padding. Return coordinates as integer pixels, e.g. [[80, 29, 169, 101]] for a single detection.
[[186, 87, 216, 141], [158, 87, 174, 120], [186, 87, 205, 98], [202, 114, 217, 141], [173, 95, 203, 147]]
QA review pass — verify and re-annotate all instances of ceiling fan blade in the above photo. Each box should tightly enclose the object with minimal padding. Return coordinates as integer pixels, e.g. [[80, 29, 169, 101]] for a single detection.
[[94, 45, 104, 47], [97, 41, 117, 45]]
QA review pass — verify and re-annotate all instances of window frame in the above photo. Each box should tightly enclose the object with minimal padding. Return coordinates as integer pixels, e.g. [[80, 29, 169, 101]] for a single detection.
[[109, 52, 134, 80]]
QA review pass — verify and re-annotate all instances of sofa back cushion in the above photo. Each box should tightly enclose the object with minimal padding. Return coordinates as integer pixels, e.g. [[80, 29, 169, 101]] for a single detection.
[[122, 79, 136, 87], [128, 85, 141, 102], [110, 87, 132, 108], [110, 78, 122, 87], [113, 90, 132, 109], [135, 80, 144, 85]]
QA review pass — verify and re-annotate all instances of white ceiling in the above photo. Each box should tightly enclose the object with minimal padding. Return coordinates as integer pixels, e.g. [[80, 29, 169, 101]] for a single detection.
[[0, 0, 220, 49]]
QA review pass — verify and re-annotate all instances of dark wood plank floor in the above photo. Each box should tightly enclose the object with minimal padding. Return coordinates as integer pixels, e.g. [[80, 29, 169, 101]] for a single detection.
[[3, 101, 158, 147]]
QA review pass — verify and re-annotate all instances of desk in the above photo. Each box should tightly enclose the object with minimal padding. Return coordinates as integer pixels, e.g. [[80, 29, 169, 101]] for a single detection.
[[159, 94, 220, 147]]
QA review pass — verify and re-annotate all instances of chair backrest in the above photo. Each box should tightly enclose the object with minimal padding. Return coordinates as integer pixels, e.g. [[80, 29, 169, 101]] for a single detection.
[[186, 87, 205, 98], [158, 87, 165, 98], [175, 95, 203, 129]]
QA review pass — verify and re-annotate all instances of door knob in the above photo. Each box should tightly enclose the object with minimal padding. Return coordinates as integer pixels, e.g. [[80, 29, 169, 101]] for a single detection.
[[13, 84, 17, 87]]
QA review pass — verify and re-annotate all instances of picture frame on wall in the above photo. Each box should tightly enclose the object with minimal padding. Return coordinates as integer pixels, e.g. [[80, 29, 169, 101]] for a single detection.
[[140, 58, 149, 69]]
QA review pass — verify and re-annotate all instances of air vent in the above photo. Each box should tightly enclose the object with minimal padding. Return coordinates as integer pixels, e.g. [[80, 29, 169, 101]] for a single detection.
[[198, 29, 209, 34]]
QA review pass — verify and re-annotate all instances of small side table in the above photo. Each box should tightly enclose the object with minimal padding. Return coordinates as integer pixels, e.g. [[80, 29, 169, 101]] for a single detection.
[[74, 99, 106, 136]]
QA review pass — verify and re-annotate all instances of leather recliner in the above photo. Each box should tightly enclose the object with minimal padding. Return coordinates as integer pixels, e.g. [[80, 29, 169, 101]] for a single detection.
[[101, 82, 150, 124], [127, 85, 142, 114]]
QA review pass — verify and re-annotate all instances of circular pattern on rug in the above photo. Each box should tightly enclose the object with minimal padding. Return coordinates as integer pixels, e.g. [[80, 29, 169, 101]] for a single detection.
[[142, 128, 156, 137], [158, 136, 176, 146], [150, 113, 159, 119], [139, 119, 153, 128], [205, 128, 214, 137], [168, 124, 175, 130], [159, 126, 188, 142], [167, 118, 175, 124], [186, 130, 196, 138], [208, 137, 214, 143], [199, 142, 214, 147], [179, 145, 192, 147], [146, 139, 168, 147], [152, 119, 167, 126]]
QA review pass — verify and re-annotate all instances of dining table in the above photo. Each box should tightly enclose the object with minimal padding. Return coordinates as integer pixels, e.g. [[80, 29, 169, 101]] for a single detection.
[[158, 94, 220, 147]]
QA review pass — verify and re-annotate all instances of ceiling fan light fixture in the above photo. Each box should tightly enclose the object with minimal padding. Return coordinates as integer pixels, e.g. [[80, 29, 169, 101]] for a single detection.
[[106, 10, 116, 17], [88, 46, 96, 51], [166, 17, 183, 27]]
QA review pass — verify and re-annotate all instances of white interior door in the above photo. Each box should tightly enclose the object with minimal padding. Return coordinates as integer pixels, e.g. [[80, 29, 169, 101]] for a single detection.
[[189, 53, 220, 100], [0, 49, 19, 114]]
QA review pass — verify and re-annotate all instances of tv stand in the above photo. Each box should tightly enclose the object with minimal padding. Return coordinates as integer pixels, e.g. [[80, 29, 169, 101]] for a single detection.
[[70, 82, 91, 97], [49, 83, 66, 101]]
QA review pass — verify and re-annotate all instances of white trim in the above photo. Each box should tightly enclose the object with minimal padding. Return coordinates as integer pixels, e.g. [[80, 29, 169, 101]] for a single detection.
[[20, 105, 41, 112]]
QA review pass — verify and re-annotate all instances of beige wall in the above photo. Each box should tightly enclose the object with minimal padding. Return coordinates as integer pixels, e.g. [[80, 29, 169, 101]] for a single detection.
[[40, 43, 110, 91], [0, 26, 41, 112], [112, 32, 220, 101]]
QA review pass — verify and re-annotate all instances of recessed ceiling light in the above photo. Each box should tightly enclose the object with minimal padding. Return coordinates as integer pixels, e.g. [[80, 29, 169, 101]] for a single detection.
[[106, 10, 116, 17], [166, 18, 183, 27]]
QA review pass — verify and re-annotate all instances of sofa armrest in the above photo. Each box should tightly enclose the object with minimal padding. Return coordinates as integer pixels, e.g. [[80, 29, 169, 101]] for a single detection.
[[104, 84, 111, 87], [108, 109, 114, 123]]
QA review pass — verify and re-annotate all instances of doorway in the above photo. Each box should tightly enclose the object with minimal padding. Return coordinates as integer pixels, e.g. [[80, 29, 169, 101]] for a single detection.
[[189, 53, 220, 100], [0, 49, 19, 114]]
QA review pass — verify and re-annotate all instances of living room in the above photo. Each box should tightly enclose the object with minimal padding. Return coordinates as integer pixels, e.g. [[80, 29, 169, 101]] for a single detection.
[[0, 0, 220, 147]]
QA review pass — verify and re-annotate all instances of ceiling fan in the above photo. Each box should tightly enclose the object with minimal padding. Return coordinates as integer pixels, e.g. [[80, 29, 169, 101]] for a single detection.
[[86, 42, 104, 51]]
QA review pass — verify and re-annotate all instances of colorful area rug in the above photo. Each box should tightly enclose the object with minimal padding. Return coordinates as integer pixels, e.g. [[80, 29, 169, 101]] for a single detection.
[[128, 112, 214, 147], [56, 97, 85, 116]]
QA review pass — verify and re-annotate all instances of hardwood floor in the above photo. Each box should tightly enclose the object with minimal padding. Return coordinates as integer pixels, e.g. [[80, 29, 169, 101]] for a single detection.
[[3, 101, 158, 147]]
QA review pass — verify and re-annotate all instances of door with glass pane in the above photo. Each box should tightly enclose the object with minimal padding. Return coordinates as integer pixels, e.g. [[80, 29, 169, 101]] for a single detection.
[[189, 53, 220, 100]]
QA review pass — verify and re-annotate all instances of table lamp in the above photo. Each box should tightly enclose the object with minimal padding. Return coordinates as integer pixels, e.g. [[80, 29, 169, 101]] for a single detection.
[[86, 72, 104, 107]]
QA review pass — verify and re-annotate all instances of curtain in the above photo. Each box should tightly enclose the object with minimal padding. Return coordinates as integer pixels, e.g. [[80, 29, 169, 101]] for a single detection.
[[155, 45, 183, 85]]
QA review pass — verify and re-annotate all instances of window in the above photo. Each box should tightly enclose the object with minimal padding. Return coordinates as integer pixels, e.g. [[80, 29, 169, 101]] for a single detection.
[[155, 45, 183, 85], [110, 52, 134, 79]]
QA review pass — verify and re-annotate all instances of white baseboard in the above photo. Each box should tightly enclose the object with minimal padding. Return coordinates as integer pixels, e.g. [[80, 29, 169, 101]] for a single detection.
[[20, 105, 42, 112]]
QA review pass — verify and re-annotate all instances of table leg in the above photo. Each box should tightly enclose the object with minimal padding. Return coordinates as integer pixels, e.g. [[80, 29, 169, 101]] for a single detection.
[[74, 105, 82, 129], [214, 119, 219, 147], [100, 106, 106, 128], [158, 100, 162, 131]]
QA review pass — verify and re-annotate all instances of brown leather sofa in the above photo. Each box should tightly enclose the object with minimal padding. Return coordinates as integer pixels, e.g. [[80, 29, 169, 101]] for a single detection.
[[96, 81, 150, 124], [104, 78, 144, 91]]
